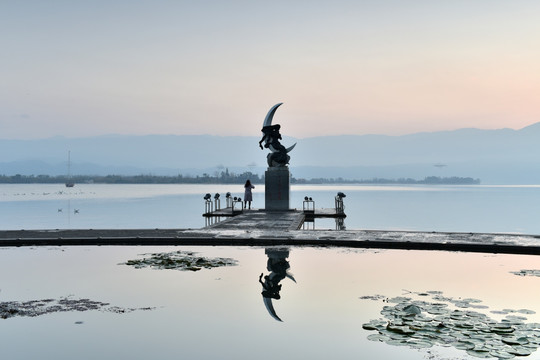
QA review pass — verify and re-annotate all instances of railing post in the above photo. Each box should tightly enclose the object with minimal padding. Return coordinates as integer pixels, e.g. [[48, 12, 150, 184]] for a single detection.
[[225, 192, 232, 208], [205, 199, 213, 214], [204, 193, 213, 214], [232, 197, 243, 215], [335, 192, 346, 215], [303, 197, 315, 213], [214, 193, 221, 210]]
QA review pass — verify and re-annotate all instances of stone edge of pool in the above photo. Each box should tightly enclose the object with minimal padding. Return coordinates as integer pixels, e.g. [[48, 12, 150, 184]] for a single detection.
[[1, 228, 539, 256]]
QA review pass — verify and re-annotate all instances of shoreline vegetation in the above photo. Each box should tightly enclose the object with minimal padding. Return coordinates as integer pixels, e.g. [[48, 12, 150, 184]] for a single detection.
[[0, 173, 480, 185]]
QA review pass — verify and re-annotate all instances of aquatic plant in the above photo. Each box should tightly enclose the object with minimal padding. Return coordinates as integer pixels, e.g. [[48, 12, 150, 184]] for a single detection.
[[361, 290, 540, 359], [510, 270, 540, 277], [121, 250, 238, 271], [0, 297, 153, 319]]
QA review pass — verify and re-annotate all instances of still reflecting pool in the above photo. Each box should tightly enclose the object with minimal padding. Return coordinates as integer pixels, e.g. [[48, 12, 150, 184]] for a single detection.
[[1, 246, 539, 360]]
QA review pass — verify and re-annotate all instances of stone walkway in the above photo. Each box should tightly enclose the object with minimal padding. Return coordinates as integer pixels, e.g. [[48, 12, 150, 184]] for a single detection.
[[0, 210, 539, 255], [206, 210, 304, 230]]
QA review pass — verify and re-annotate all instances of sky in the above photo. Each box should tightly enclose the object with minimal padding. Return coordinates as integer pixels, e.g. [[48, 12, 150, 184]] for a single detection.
[[2, 0, 540, 139]]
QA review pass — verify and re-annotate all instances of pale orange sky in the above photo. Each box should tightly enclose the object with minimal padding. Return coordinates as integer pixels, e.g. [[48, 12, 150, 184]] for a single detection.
[[1, 1, 539, 139]]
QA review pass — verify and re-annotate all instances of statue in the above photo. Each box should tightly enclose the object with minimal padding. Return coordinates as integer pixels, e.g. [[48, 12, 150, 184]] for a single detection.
[[259, 103, 296, 167]]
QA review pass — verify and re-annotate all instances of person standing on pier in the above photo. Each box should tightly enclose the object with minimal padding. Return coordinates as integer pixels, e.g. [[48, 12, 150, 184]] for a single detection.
[[244, 180, 255, 209]]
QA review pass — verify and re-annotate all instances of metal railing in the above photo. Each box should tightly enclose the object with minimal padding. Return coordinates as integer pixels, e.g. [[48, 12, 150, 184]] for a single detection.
[[232, 198, 243, 214], [204, 193, 213, 214], [335, 192, 346, 215], [303, 196, 315, 213]]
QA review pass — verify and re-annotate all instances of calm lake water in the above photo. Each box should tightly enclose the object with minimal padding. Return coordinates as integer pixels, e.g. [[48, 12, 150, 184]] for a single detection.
[[0, 246, 539, 360], [2, 184, 540, 360], [1, 183, 540, 233]]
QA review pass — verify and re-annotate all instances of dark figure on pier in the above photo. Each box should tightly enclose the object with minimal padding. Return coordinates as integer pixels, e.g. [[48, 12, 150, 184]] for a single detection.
[[244, 180, 255, 209]]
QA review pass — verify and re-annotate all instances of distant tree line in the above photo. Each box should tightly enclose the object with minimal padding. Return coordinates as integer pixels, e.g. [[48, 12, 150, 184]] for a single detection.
[[0, 170, 263, 184], [0, 173, 480, 185], [293, 176, 480, 185]]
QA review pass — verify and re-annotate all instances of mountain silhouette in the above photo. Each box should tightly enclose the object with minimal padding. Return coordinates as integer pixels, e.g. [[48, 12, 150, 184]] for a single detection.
[[1, 122, 539, 184]]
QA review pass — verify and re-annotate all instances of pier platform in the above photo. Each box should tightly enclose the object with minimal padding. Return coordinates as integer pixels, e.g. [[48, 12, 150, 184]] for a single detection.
[[1, 210, 539, 255], [202, 207, 345, 219]]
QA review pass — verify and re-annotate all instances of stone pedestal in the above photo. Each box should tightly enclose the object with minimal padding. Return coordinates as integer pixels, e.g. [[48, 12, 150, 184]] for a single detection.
[[265, 167, 290, 211]]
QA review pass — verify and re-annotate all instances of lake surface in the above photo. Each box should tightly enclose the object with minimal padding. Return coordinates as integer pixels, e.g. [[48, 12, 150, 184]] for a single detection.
[[1, 246, 539, 360], [1, 183, 540, 234], [2, 185, 540, 359]]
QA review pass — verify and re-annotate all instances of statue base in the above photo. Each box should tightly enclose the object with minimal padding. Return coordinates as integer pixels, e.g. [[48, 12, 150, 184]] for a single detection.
[[265, 167, 290, 211]]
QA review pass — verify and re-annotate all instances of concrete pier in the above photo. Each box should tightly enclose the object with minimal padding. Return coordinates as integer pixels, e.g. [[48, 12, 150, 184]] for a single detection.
[[1, 210, 539, 255]]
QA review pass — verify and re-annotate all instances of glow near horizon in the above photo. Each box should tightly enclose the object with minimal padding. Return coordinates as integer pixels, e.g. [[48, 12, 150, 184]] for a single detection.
[[1, 1, 540, 139]]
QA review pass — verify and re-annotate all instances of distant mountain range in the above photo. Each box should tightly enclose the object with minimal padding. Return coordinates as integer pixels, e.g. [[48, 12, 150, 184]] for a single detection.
[[1, 122, 540, 184]]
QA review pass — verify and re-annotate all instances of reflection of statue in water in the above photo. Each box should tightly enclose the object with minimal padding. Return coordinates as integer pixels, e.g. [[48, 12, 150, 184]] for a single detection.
[[259, 103, 296, 167], [258, 248, 296, 322]]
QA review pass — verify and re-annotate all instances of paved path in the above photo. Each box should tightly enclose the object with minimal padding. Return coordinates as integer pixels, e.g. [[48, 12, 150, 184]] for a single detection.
[[1, 210, 539, 255], [206, 210, 305, 230]]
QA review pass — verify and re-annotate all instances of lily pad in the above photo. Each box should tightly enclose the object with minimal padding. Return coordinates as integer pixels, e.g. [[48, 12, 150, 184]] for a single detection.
[[408, 339, 433, 349], [517, 309, 536, 315], [387, 323, 416, 335], [387, 296, 412, 303], [501, 337, 529, 346], [467, 349, 493, 358], [403, 304, 421, 315], [489, 350, 516, 359], [362, 319, 387, 331], [454, 340, 476, 350], [367, 333, 390, 342], [507, 346, 532, 356], [386, 339, 410, 346]]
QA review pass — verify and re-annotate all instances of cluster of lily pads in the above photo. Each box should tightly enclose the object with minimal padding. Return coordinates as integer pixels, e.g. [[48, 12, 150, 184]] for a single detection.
[[1, 297, 153, 319], [510, 270, 540, 277], [121, 250, 238, 271], [361, 291, 540, 359]]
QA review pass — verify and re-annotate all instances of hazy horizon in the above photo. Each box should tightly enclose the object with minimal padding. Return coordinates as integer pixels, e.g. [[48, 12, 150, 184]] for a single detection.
[[2, 1, 540, 140], [1, 119, 539, 142], [2, 123, 540, 184]]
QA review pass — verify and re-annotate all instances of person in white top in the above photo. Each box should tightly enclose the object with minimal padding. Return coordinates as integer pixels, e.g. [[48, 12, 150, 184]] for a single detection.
[[244, 180, 255, 209]]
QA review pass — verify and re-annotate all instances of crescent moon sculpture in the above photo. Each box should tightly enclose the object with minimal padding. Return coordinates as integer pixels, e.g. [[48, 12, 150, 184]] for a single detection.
[[259, 103, 296, 167], [263, 103, 283, 128], [263, 297, 283, 322]]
